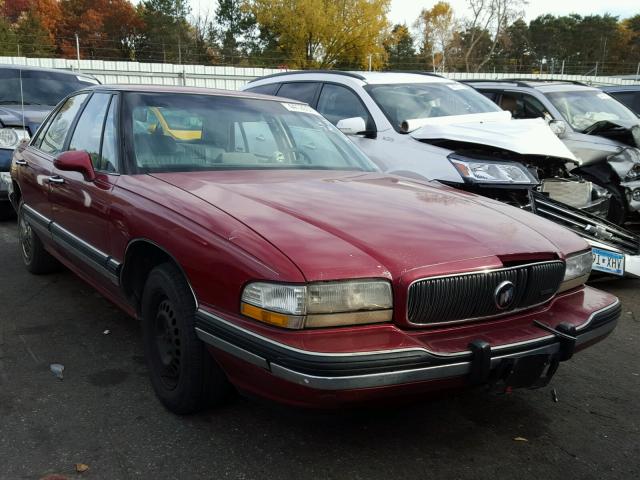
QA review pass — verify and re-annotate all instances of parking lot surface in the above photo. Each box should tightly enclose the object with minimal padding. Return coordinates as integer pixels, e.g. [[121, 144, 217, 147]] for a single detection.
[[0, 220, 639, 480]]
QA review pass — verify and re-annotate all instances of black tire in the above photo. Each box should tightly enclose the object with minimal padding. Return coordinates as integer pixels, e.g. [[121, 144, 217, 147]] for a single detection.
[[141, 262, 232, 414], [0, 202, 15, 221], [18, 203, 60, 274]]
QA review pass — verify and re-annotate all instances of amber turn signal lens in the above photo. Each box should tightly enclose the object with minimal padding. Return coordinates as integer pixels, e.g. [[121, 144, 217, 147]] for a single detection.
[[240, 302, 304, 329]]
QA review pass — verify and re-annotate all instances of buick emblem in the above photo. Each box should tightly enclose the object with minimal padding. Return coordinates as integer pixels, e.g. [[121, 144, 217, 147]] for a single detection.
[[494, 281, 516, 310]]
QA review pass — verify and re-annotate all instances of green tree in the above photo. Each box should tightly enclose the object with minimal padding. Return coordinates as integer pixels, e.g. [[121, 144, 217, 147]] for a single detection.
[[137, 0, 193, 63], [497, 18, 530, 71], [384, 24, 415, 69], [14, 9, 55, 57], [211, 0, 258, 63], [0, 16, 19, 56]]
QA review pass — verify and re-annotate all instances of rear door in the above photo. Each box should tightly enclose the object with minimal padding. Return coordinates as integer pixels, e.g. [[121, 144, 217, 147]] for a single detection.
[[16, 93, 89, 240], [48, 92, 121, 284]]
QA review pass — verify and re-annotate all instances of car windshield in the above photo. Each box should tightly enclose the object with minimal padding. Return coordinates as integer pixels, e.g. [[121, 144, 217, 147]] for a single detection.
[[0, 68, 98, 106], [124, 92, 378, 173], [365, 82, 502, 131], [545, 89, 639, 131]]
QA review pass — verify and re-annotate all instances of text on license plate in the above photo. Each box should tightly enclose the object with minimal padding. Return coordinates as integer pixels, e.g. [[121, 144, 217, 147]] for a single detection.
[[591, 247, 625, 276]]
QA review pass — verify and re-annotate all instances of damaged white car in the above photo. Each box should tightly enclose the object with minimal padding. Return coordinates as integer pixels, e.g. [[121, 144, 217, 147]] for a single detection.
[[244, 71, 640, 278]]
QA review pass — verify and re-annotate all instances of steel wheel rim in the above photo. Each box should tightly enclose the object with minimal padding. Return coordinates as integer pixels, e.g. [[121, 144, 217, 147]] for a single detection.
[[19, 214, 33, 263], [153, 298, 181, 390]]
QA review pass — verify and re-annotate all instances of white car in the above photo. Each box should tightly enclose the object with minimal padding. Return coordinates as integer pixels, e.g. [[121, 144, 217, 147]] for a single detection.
[[243, 71, 640, 278]]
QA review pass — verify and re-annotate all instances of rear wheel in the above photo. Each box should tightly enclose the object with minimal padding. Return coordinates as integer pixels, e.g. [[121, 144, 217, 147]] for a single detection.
[[18, 203, 60, 274], [141, 262, 232, 414]]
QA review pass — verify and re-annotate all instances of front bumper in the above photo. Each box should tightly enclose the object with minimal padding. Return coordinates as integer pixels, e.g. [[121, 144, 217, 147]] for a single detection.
[[530, 191, 640, 278], [195, 295, 620, 406]]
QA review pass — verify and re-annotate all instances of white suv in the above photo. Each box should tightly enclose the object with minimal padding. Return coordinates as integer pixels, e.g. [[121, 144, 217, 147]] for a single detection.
[[244, 71, 575, 185]]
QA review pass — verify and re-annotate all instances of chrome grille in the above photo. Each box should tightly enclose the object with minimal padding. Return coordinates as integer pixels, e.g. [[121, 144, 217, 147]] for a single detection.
[[407, 261, 565, 325], [530, 191, 640, 255]]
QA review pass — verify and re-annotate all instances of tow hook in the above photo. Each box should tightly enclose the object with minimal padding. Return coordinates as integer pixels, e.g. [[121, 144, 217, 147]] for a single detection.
[[533, 320, 577, 361], [468, 339, 492, 384]]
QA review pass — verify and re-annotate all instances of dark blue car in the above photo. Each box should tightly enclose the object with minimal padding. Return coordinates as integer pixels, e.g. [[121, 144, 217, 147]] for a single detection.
[[602, 86, 640, 117], [0, 64, 99, 219]]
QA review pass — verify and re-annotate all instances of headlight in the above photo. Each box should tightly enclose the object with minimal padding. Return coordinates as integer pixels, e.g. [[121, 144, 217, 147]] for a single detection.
[[449, 156, 538, 185], [241, 279, 393, 329], [0, 128, 29, 150], [559, 251, 592, 292], [0, 171, 11, 185]]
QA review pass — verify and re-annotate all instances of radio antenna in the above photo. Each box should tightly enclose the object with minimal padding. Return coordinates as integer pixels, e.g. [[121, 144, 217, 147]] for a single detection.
[[19, 67, 26, 133]]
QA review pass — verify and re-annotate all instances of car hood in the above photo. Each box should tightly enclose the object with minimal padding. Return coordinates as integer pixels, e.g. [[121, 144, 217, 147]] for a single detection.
[[0, 104, 51, 135], [409, 112, 577, 161], [152, 170, 586, 282]]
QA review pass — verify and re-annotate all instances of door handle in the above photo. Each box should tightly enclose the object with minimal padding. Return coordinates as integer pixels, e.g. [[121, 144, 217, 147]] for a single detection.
[[15, 159, 27, 166], [47, 175, 65, 184]]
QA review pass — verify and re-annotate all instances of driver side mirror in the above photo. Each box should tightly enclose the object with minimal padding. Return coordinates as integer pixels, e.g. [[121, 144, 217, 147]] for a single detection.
[[336, 117, 367, 136], [54, 150, 96, 182]]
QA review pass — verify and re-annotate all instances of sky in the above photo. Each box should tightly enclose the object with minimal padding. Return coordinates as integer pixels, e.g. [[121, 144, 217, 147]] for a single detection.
[[388, 0, 639, 25], [189, 0, 639, 23]]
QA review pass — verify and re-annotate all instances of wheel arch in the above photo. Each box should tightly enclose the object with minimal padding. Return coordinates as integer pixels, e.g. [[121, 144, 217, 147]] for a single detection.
[[120, 238, 198, 315]]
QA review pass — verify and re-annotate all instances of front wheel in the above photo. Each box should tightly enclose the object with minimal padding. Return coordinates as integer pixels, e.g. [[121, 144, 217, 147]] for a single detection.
[[141, 262, 232, 414]]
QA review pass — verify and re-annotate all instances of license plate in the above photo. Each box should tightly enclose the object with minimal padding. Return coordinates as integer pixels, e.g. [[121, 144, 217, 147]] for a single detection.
[[592, 247, 625, 276]]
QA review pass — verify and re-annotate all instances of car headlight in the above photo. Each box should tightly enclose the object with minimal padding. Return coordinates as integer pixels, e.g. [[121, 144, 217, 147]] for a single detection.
[[240, 279, 393, 329], [627, 163, 640, 181], [449, 155, 538, 185], [0, 128, 29, 150], [559, 250, 592, 292]]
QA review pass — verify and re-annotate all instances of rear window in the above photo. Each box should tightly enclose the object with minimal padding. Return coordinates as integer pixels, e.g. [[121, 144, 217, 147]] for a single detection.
[[0, 68, 98, 106]]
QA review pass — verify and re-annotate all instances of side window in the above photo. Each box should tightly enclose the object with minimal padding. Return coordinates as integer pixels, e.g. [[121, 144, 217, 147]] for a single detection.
[[39, 93, 88, 155], [316, 84, 373, 130], [277, 82, 320, 105], [479, 91, 498, 102], [237, 121, 278, 157], [99, 97, 119, 172], [246, 83, 281, 96], [609, 92, 640, 114], [31, 113, 54, 149], [499, 92, 548, 120], [69, 93, 111, 169], [521, 94, 548, 119], [288, 125, 346, 166]]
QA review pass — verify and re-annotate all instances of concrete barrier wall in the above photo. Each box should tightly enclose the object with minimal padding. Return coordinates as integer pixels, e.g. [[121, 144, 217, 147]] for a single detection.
[[1, 56, 638, 88]]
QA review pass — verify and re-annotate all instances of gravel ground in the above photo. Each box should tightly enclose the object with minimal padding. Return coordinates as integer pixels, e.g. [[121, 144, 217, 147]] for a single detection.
[[0, 220, 638, 480]]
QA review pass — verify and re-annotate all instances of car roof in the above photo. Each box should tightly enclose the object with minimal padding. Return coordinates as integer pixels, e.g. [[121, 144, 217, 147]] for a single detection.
[[81, 84, 305, 103], [0, 63, 97, 82], [248, 70, 449, 86], [601, 85, 640, 93], [463, 79, 600, 93]]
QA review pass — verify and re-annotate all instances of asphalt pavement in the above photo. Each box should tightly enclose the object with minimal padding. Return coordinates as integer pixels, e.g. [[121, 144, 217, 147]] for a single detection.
[[0, 219, 638, 480]]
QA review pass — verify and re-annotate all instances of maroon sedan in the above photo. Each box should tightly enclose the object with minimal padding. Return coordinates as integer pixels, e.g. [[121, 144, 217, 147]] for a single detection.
[[8, 85, 620, 413]]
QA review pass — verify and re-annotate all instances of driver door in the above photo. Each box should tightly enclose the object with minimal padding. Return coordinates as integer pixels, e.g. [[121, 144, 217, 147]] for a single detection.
[[49, 92, 121, 286]]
